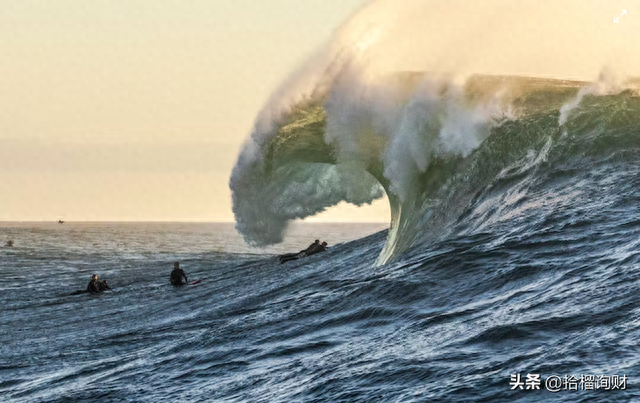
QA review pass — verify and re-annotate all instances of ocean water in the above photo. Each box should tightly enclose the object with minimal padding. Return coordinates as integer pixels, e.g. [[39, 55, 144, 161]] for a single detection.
[[1, 222, 393, 402], [2, 201, 640, 402], [222, 69, 640, 401]]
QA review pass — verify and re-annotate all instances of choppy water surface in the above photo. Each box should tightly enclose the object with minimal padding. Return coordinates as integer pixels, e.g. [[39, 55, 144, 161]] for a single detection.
[[1, 199, 640, 403]]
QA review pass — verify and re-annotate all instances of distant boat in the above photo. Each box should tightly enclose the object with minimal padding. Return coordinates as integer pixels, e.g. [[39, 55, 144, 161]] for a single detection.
[[58, 220, 65, 224]]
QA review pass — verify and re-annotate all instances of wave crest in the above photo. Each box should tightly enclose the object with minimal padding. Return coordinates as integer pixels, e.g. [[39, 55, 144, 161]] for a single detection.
[[231, 68, 519, 255]]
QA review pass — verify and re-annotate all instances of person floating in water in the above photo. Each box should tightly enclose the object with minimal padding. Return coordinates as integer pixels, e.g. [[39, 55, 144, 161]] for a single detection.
[[87, 274, 111, 294], [279, 240, 328, 264], [170, 262, 189, 286], [5, 240, 14, 247]]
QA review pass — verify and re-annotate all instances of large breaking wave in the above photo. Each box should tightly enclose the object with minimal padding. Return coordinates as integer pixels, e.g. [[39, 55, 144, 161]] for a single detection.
[[230, 0, 640, 264]]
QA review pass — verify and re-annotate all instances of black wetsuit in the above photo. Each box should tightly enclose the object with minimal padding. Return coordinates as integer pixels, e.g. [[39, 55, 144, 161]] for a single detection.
[[70, 280, 109, 295], [279, 253, 302, 264], [170, 269, 188, 286], [87, 280, 102, 294], [279, 242, 319, 264], [306, 244, 328, 257], [303, 243, 319, 254]]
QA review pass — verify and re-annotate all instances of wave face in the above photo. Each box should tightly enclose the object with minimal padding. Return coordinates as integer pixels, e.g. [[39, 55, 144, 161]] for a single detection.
[[231, 69, 640, 263], [230, 0, 640, 263]]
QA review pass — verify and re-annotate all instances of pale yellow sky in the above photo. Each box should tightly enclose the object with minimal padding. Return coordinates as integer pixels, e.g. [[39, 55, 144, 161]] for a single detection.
[[0, 0, 390, 222]]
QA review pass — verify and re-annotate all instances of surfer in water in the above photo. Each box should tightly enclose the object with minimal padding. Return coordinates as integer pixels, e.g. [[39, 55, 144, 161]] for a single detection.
[[170, 262, 189, 286], [5, 240, 14, 247], [279, 240, 328, 263], [279, 240, 319, 264], [87, 274, 111, 294], [69, 274, 110, 295]]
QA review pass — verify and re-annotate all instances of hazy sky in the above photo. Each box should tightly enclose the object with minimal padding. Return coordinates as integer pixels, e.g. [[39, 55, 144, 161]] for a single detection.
[[0, 0, 391, 222]]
